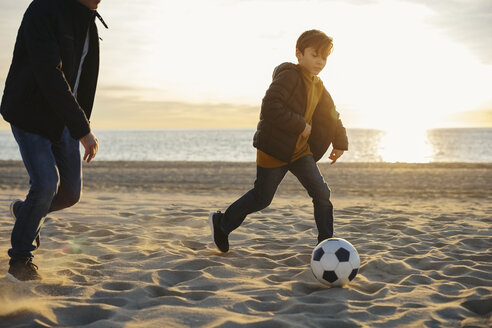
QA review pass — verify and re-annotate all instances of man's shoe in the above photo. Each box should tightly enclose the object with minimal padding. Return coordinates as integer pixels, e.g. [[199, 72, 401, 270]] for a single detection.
[[6, 258, 41, 282], [209, 211, 229, 253], [10, 199, 41, 248]]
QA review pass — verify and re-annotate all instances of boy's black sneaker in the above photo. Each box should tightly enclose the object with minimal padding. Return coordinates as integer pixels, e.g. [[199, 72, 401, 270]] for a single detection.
[[209, 211, 229, 253], [6, 258, 41, 282], [10, 199, 41, 248]]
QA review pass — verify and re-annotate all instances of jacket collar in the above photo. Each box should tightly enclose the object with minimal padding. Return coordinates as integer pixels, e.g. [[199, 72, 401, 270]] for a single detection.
[[272, 62, 300, 79], [69, 0, 108, 29]]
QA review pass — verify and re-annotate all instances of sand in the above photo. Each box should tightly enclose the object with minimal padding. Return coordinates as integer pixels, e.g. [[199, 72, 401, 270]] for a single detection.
[[0, 161, 491, 327]]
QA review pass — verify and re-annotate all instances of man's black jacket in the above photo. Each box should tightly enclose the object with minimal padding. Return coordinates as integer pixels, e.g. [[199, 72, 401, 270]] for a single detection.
[[253, 62, 349, 162], [0, 0, 100, 141]]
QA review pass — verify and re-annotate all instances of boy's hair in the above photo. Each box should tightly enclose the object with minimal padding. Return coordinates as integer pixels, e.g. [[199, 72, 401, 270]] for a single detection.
[[296, 30, 333, 58]]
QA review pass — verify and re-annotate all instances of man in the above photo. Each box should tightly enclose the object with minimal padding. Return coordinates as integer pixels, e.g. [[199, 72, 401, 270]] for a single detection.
[[0, 0, 107, 282]]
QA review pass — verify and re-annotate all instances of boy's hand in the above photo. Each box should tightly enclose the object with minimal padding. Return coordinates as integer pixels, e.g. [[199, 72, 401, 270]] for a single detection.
[[301, 123, 312, 138], [329, 149, 344, 164], [80, 132, 99, 163]]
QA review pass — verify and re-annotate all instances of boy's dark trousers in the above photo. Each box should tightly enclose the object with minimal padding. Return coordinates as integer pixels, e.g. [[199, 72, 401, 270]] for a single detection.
[[220, 155, 334, 243]]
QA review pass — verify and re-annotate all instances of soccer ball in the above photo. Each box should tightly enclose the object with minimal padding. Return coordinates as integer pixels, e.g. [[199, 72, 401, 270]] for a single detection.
[[311, 238, 360, 287]]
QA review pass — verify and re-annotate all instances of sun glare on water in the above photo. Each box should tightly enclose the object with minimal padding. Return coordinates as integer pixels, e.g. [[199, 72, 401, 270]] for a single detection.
[[377, 127, 433, 163]]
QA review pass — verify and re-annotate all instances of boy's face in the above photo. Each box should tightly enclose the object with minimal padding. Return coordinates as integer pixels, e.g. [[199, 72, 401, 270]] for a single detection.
[[78, 0, 102, 10], [296, 47, 327, 76]]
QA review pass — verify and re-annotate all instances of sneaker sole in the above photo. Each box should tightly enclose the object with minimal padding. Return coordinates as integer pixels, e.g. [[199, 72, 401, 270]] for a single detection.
[[5, 272, 41, 283], [5, 272, 21, 283]]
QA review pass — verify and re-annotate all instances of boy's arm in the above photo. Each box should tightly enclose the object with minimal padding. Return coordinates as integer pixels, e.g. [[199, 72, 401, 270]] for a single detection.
[[329, 119, 347, 164], [260, 69, 306, 136], [319, 90, 348, 151], [332, 117, 348, 151], [23, 1, 91, 140]]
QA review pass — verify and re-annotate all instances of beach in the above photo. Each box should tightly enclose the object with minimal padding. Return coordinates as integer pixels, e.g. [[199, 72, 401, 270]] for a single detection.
[[0, 161, 491, 327]]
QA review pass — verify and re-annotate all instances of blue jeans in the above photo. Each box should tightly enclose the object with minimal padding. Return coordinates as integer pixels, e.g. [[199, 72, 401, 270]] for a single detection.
[[221, 155, 334, 242], [9, 125, 82, 260]]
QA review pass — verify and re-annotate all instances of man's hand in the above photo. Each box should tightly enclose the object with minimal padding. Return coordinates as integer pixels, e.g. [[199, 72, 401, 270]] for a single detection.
[[80, 131, 98, 163], [329, 149, 344, 164], [301, 123, 312, 138]]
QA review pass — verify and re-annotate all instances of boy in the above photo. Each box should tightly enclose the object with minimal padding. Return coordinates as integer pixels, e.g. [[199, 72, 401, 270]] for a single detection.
[[209, 29, 348, 253], [0, 0, 107, 281]]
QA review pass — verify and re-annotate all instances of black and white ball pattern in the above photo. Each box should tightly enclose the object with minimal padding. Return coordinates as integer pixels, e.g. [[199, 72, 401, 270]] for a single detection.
[[311, 238, 360, 287]]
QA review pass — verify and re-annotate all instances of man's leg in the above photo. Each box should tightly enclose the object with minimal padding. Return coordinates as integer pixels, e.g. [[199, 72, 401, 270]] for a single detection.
[[49, 127, 82, 212], [9, 125, 59, 261], [220, 165, 288, 234], [289, 156, 334, 243]]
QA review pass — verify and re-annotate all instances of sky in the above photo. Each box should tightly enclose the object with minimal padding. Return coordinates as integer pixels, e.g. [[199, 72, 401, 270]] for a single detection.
[[0, 0, 491, 131]]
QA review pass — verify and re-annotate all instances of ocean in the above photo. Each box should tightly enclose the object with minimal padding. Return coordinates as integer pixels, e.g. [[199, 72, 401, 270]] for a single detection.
[[0, 128, 491, 163]]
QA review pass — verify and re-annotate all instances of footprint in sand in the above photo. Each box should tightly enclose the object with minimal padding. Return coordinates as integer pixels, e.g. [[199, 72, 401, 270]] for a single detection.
[[145, 285, 168, 297], [174, 259, 221, 271], [367, 304, 397, 316], [461, 298, 492, 316], [91, 297, 128, 307], [156, 269, 202, 286], [401, 302, 427, 309], [102, 281, 135, 291], [57, 269, 90, 284], [241, 299, 285, 312], [70, 223, 91, 233], [180, 240, 206, 250], [99, 253, 117, 261], [34, 284, 80, 297], [76, 257, 100, 265], [53, 305, 114, 326]]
